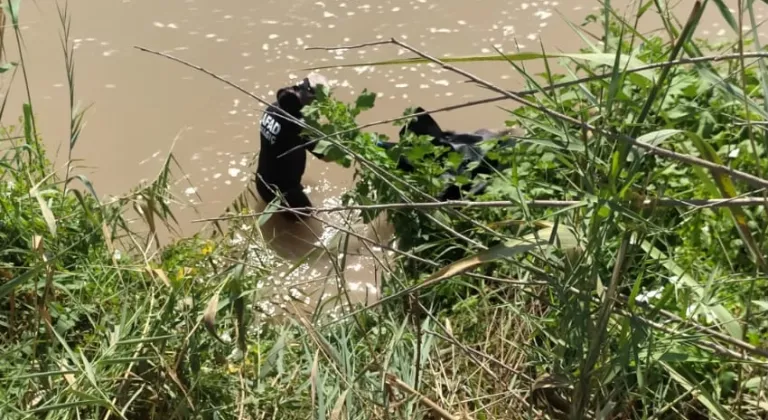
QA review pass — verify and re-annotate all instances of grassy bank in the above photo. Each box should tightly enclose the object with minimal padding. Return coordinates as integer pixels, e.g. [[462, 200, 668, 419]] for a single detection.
[[3, 0, 768, 419]]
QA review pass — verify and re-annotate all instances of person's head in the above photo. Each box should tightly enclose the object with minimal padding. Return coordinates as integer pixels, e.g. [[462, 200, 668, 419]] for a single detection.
[[398, 106, 445, 144], [276, 73, 328, 116]]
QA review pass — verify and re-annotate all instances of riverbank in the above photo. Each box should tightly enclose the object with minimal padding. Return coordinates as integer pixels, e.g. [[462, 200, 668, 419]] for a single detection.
[[3, 1, 768, 419]]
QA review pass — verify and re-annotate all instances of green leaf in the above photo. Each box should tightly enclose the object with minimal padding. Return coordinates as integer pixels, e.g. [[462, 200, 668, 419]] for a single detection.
[[312, 140, 348, 165], [0, 62, 17, 73], [330, 389, 349, 420], [31, 187, 57, 237], [80, 352, 99, 390], [628, 129, 683, 161], [203, 289, 228, 345], [259, 329, 289, 379], [744, 376, 768, 390], [3, 0, 21, 26], [258, 199, 279, 227], [636, 128, 683, 148], [710, 0, 738, 32], [425, 222, 579, 283], [72, 175, 101, 204], [354, 89, 376, 112], [0, 265, 43, 299]]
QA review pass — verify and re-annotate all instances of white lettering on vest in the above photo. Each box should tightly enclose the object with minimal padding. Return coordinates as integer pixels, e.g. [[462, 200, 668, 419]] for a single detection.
[[260, 113, 282, 143]]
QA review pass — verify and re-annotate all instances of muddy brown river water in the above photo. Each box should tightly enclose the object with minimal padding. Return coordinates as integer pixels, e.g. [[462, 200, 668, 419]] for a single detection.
[[2, 0, 765, 312]]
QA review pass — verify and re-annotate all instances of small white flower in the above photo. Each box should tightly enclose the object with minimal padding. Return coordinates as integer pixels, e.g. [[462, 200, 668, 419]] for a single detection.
[[635, 287, 662, 303]]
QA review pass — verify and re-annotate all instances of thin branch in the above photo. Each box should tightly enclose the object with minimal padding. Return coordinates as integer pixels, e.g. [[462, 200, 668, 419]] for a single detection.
[[192, 197, 768, 223], [384, 373, 465, 420], [133, 46, 321, 138], [426, 330, 532, 380], [305, 40, 391, 51]]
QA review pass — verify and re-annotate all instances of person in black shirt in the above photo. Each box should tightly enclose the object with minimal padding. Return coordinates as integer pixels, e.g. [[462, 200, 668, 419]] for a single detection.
[[256, 74, 334, 221]]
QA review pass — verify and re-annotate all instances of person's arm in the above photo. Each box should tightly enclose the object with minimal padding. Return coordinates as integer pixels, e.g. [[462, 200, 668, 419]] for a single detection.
[[307, 142, 335, 162]]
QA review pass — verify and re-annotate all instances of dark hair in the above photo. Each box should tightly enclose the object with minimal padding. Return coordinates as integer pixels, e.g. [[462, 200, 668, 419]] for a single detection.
[[275, 78, 317, 117], [398, 107, 444, 142], [276, 87, 303, 117]]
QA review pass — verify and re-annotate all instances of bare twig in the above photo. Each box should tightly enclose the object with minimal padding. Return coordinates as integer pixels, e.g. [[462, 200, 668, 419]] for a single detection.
[[384, 373, 465, 420], [305, 40, 391, 51], [133, 46, 322, 138], [192, 197, 768, 223], [426, 330, 533, 380]]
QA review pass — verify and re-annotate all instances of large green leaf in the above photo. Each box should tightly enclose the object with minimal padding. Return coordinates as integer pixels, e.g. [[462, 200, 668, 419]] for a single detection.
[[0, 265, 43, 299], [628, 129, 684, 161], [31, 187, 57, 237]]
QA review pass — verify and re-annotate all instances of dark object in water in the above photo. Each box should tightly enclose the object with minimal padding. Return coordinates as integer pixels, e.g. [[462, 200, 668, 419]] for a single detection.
[[378, 107, 519, 201], [255, 76, 327, 220]]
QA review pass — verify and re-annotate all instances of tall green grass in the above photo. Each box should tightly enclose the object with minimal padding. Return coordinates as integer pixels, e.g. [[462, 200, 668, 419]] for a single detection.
[[2, 0, 768, 419]]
